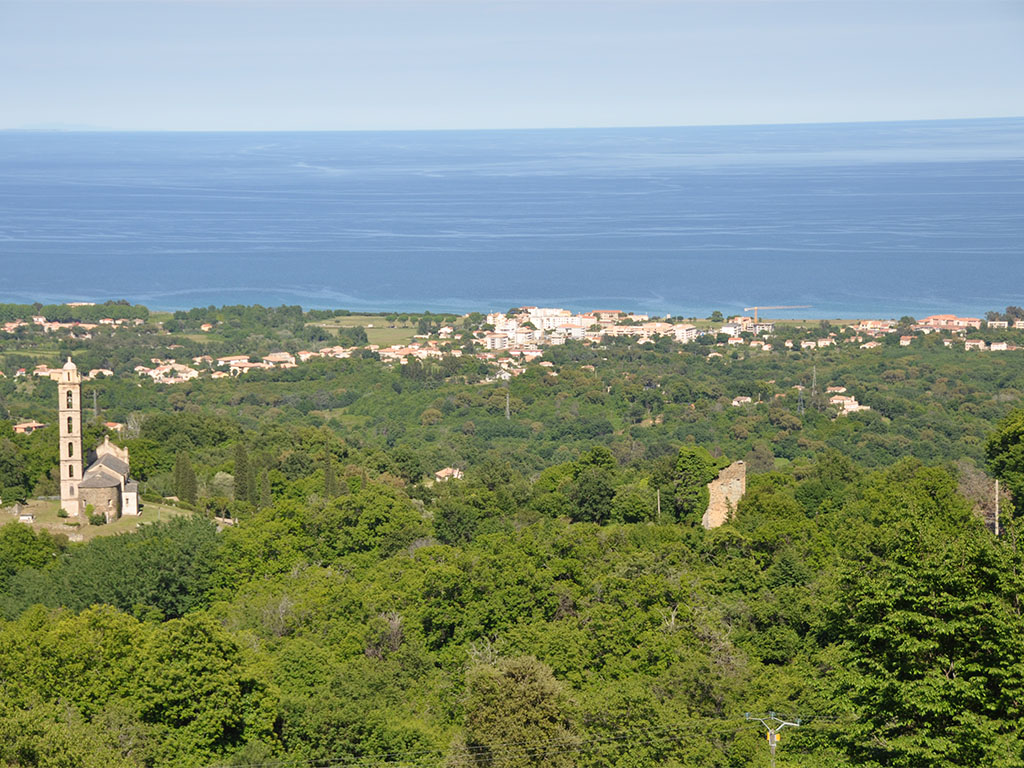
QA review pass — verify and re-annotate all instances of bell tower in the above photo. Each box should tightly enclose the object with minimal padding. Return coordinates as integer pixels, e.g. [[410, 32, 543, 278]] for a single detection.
[[58, 358, 83, 517]]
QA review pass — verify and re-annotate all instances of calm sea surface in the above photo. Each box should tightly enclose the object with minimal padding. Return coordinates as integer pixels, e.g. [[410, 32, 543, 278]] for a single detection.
[[1, 119, 1022, 317]]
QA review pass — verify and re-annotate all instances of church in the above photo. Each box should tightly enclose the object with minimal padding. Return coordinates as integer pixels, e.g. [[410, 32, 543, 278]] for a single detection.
[[58, 359, 139, 521]]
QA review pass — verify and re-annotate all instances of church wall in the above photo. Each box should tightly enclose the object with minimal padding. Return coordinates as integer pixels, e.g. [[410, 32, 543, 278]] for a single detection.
[[122, 490, 139, 516], [80, 486, 122, 522]]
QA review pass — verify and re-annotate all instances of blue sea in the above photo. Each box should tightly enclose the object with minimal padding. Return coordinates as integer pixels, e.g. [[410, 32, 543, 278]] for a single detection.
[[0, 119, 1022, 318]]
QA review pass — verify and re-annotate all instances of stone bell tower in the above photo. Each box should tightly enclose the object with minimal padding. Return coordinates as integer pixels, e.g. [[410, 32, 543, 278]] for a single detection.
[[58, 358, 83, 517]]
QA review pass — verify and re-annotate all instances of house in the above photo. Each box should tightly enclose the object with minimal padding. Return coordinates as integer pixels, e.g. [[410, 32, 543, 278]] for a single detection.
[[13, 421, 46, 434], [830, 395, 871, 415], [816, 338, 835, 348], [731, 396, 753, 407], [434, 467, 464, 482], [988, 320, 1009, 329], [899, 336, 913, 346], [965, 339, 986, 351], [217, 355, 250, 367], [800, 340, 817, 349], [262, 352, 297, 366], [853, 319, 897, 334], [920, 314, 982, 330], [727, 336, 744, 346], [199, 323, 214, 332], [826, 386, 847, 393]]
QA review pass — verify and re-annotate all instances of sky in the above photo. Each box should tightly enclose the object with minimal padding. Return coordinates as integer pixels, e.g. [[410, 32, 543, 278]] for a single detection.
[[1, 0, 1022, 131]]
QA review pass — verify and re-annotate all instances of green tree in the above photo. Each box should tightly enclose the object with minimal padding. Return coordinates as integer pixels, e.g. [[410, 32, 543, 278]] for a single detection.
[[258, 467, 271, 509], [138, 613, 280, 764], [673, 446, 717, 520], [233, 442, 251, 504], [323, 450, 339, 499], [828, 522, 1024, 767], [986, 408, 1024, 511], [449, 656, 578, 768], [173, 451, 197, 504]]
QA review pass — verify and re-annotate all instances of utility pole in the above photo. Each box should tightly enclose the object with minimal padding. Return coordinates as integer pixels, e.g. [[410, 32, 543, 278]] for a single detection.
[[746, 712, 801, 768], [92, 390, 98, 418], [657, 488, 661, 521], [995, 478, 1000, 536], [505, 385, 511, 420]]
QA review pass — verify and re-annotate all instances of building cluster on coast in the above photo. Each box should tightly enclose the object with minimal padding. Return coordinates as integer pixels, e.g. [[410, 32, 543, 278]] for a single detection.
[[5, 306, 1024, 394], [8, 305, 1024, 435]]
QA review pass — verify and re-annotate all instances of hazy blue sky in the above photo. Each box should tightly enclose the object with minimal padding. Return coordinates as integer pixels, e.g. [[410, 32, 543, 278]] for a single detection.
[[2, 0, 1022, 130]]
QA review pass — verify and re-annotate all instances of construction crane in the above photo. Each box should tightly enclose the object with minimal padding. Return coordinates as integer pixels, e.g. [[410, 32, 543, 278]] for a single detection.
[[744, 305, 812, 324]]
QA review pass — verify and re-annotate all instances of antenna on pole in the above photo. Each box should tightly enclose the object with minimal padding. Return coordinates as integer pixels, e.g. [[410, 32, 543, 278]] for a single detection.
[[746, 712, 801, 768]]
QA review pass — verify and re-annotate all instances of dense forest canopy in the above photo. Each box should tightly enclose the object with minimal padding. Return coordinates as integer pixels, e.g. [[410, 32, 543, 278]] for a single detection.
[[3, 302, 1024, 767]]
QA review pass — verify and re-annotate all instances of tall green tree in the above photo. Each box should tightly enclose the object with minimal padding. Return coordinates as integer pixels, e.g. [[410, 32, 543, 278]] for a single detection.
[[173, 451, 197, 505], [233, 442, 251, 504], [258, 467, 271, 509], [673, 446, 717, 520], [323, 450, 338, 499]]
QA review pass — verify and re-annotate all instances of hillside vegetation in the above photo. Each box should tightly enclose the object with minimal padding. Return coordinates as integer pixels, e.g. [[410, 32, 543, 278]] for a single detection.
[[2, 304, 1024, 766]]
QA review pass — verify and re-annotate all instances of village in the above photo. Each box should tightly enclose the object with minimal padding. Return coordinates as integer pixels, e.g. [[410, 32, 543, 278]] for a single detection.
[[5, 305, 1024, 436]]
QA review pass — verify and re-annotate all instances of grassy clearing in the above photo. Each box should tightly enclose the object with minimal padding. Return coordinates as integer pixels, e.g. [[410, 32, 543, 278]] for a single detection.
[[309, 315, 417, 347], [1, 498, 191, 542]]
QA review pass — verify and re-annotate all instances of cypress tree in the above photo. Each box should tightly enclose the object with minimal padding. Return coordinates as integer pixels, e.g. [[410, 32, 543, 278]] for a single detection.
[[233, 442, 250, 504], [324, 450, 338, 499], [173, 451, 197, 505], [258, 467, 271, 509]]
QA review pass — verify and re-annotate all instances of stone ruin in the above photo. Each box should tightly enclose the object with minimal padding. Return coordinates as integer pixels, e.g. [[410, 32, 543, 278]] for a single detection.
[[702, 460, 746, 529]]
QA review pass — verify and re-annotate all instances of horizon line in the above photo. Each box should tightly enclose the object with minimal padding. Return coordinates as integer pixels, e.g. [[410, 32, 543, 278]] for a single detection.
[[4, 114, 1023, 135]]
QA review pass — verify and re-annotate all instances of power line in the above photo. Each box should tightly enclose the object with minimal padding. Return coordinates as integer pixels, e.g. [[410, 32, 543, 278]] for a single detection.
[[206, 716, 764, 768]]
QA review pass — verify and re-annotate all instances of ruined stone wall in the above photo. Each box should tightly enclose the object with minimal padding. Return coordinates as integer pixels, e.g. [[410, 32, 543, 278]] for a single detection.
[[702, 460, 746, 529]]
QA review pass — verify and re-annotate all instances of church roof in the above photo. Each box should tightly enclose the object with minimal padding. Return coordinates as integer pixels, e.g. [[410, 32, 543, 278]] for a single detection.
[[63, 357, 77, 370], [78, 472, 121, 489], [89, 453, 130, 478]]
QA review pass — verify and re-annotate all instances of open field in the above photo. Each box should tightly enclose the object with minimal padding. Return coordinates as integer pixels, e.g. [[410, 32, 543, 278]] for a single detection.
[[309, 314, 417, 347], [0, 498, 192, 542]]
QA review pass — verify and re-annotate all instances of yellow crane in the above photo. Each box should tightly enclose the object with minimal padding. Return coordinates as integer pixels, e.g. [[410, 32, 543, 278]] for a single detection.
[[743, 305, 812, 324]]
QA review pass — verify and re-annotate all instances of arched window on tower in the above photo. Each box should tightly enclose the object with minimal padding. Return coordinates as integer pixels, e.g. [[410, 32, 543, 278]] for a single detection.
[[66, 391, 73, 409], [67, 441, 74, 458], [68, 464, 74, 478], [67, 416, 73, 433]]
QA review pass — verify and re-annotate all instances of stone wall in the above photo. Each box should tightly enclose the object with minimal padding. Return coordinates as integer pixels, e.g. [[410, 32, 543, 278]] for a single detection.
[[702, 461, 746, 529], [80, 486, 121, 522]]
